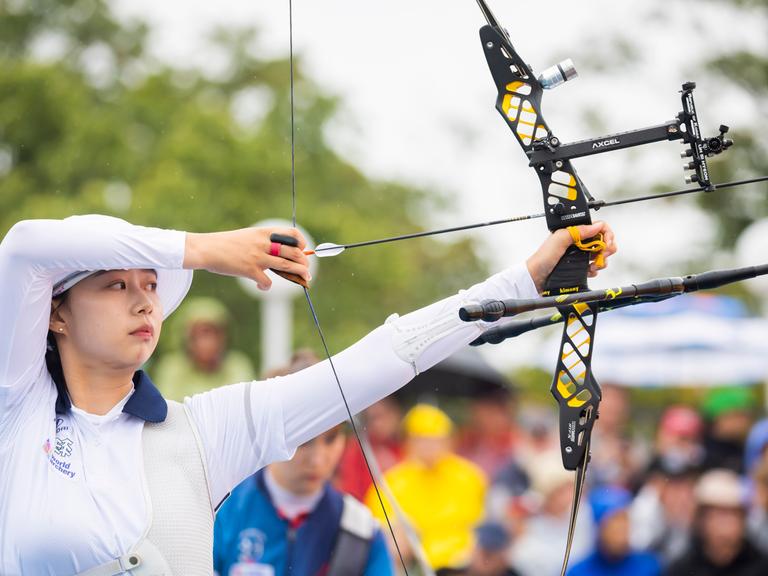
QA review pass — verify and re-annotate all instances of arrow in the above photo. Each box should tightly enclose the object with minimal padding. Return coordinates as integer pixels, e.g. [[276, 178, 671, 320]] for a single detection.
[[302, 176, 768, 259], [303, 213, 544, 258]]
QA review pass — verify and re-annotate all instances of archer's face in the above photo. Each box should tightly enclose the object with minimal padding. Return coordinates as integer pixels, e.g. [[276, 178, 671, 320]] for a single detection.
[[271, 427, 347, 495], [51, 269, 163, 371]]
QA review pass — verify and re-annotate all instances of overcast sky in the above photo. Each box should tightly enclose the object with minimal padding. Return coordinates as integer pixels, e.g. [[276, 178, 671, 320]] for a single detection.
[[112, 0, 768, 367]]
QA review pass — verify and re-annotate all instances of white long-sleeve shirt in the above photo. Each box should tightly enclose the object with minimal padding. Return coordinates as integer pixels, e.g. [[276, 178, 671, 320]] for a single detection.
[[0, 217, 538, 575]]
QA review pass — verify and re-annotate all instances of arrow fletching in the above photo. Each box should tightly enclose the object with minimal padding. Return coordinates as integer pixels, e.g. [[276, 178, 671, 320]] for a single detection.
[[306, 242, 346, 258]]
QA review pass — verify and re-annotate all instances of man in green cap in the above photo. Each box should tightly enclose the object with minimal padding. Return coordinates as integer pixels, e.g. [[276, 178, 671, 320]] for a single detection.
[[153, 297, 255, 400], [702, 386, 756, 473]]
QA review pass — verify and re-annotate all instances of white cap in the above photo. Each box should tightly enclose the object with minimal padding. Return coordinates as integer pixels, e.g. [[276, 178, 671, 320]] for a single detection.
[[527, 450, 573, 497], [695, 469, 746, 508]]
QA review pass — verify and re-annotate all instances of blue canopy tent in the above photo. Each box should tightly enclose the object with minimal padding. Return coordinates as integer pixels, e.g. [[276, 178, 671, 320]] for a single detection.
[[538, 294, 768, 387]]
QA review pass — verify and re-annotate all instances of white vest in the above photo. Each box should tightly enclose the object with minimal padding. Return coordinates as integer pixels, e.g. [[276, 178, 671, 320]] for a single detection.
[[78, 401, 214, 576]]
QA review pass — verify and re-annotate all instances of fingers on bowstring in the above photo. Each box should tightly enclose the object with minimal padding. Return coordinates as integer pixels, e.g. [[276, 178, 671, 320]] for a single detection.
[[279, 245, 310, 267], [271, 227, 308, 250], [265, 254, 311, 283], [253, 268, 273, 291]]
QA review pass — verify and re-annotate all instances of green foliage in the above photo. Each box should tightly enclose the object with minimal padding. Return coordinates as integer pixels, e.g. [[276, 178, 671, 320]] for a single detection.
[[0, 1, 488, 372], [684, 3, 768, 251], [700, 47, 768, 248]]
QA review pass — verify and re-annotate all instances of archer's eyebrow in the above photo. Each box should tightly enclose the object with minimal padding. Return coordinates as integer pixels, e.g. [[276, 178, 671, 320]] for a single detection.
[[93, 269, 158, 278]]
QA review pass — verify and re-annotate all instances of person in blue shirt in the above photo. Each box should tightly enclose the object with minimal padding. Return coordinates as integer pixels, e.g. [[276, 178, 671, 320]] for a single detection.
[[213, 351, 394, 576], [567, 486, 661, 576]]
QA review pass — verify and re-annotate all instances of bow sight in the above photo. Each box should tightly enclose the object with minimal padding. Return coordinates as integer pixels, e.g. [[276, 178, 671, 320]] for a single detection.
[[526, 81, 733, 191]]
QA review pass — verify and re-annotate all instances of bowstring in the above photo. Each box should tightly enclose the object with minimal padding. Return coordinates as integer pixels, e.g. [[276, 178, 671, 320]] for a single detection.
[[287, 2, 412, 573]]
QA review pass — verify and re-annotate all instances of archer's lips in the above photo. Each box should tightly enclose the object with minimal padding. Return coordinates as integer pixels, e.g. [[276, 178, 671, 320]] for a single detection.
[[130, 325, 155, 340]]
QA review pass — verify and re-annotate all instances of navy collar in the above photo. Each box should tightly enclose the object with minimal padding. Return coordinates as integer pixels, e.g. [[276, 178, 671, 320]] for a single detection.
[[53, 369, 168, 423]]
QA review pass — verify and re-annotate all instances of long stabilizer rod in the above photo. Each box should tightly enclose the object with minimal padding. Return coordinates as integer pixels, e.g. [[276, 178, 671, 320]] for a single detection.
[[459, 263, 768, 322]]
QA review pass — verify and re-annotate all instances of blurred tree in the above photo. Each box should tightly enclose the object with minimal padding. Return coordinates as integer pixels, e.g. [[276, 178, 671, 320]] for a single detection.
[[699, 0, 768, 247], [577, 0, 768, 254], [0, 0, 488, 371]]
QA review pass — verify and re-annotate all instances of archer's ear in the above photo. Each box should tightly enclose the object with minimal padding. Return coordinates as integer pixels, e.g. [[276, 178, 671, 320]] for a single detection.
[[49, 298, 67, 334]]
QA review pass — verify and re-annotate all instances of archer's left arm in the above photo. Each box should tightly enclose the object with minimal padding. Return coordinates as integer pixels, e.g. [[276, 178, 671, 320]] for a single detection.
[[277, 222, 616, 449], [186, 223, 616, 503]]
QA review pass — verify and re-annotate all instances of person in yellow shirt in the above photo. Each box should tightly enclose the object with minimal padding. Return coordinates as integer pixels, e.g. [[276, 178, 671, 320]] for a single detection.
[[365, 403, 488, 571]]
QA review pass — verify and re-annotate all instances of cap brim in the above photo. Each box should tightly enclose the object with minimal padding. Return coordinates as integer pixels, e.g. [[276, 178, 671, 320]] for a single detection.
[[155, 269, 194, 319]]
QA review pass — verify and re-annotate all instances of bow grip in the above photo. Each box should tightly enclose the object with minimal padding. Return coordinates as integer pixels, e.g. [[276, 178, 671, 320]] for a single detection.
[[543, 243, 592, 296]]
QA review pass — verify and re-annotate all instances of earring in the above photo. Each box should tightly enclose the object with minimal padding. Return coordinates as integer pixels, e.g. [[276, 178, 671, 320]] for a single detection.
[[58, 328, 64, 332]]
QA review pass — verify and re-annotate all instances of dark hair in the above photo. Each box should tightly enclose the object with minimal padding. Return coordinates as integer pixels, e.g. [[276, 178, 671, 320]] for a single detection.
[[46, 293, 68, 390]]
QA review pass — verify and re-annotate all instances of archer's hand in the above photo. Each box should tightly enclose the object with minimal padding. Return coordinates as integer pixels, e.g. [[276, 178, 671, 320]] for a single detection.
[[183, 226, 310, 290], [526, 221, 617, 292]]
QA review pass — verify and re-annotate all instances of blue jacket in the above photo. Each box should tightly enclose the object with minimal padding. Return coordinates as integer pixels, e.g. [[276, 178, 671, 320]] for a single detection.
[[214, 470, 393, 576], [566, 550, 661, 576]]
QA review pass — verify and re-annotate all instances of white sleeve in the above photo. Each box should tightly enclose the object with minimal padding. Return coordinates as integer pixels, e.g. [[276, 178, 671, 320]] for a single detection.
[[187, 263, 538, 505], [0, 215, 186, 427]]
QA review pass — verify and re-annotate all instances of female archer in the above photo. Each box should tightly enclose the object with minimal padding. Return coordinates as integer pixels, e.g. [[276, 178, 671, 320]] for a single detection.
[[0, 214, 614, 575]]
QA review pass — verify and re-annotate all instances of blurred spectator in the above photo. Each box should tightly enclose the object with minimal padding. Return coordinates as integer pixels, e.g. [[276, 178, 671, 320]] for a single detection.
[[515, 406, 558, 456], [213, 352, 393, 576], [748, 458, 768, 554], [701, 387, 756, 473], [630, 406, 703, 564], [589, 384, 643, 488], [154, 297, 255, 400], [457, 387, 519, 478], [365, 404, 487, 571], [511, 450, 594, 576], [653, 406, 705, 471], [485, 406, 559, 538], [437, 522, 522, 576], [630, 457, 699, 566], [483, 407, 555, 536], [743, 418, 768, 554], [744, 418, 768, 476], [336, 396, 404, 500], [567, 486, 661, 576], [666, 468, 768, 576], [485, 458, 531, 540]]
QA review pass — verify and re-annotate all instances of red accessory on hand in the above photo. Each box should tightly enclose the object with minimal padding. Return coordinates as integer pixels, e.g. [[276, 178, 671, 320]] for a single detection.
[[270, 242, 281, 257]]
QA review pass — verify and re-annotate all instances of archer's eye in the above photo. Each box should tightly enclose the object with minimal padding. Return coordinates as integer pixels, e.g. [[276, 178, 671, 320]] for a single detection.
[[147, 282, 158, 291], [109, 281, 127, 290]]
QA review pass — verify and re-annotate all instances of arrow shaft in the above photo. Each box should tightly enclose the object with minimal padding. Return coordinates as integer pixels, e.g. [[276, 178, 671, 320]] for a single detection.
[[314, 212, 544, 253]]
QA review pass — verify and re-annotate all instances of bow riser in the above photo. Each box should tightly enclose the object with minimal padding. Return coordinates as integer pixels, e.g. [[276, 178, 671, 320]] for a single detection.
[[480, 22, 600, 476]]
